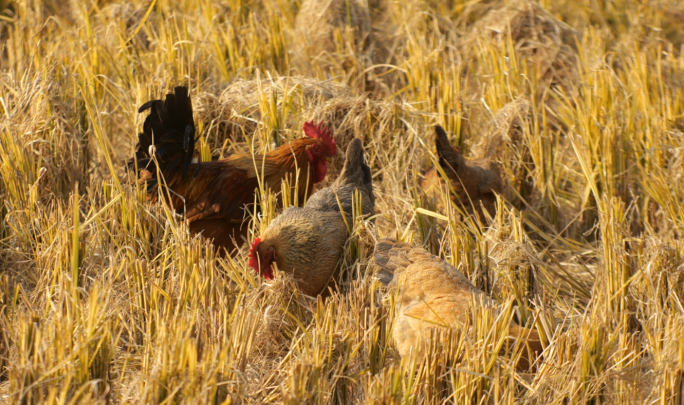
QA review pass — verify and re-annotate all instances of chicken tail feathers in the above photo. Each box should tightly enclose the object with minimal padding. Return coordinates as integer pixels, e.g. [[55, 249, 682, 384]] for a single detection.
[[128, 86, 196, 190], [373, 239, 415, 286], [338, 138, 375, 205], [434, 125, 465, 176], [343, 138, 365, 173]]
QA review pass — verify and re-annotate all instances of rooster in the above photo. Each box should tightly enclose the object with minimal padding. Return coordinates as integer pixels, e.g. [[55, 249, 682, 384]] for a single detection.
[[375, 239, 543, 371], [129, 86, 337, 252], [421, 125, 504, 220], [248, 138, 374, 296]]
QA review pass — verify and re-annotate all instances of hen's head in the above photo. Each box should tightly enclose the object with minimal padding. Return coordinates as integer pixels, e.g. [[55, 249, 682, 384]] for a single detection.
[[248, 238, 276, 279], [303, 120, 336, 183]]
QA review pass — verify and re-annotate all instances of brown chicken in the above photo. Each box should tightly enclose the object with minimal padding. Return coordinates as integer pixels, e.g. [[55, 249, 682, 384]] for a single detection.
[[421, 125, 504, 220], [128, 86, 337, 252], [375, 239, 543, 370], [248, 138, 374, 296]]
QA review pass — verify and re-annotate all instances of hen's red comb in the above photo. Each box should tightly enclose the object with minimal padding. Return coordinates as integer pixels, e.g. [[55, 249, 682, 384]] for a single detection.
[[248, 238, 261, 272], [303, 120, 337, 156]]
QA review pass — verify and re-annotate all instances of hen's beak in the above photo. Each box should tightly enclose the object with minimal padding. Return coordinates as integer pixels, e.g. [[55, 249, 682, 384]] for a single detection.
[[261, 262, 274, 280], [325, 156, 332, 163]]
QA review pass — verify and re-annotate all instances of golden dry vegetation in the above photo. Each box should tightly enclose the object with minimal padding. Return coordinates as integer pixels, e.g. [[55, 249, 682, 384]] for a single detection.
[[2, 0, 684, 403]]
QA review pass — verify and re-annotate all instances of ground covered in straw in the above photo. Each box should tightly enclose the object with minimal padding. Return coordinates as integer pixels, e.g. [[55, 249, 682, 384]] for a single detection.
[[2, 0, 684, 403]]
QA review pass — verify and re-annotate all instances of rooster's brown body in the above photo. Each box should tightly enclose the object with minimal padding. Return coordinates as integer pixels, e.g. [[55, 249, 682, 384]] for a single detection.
[[421, 125, 504, 220], [249, 138, 374, 296], [375, 239, 543, 371], [129, 86, 336, 252]]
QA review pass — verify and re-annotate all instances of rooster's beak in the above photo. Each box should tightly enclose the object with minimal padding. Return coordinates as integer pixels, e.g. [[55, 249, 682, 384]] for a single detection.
[[325, 157, 332, 163]]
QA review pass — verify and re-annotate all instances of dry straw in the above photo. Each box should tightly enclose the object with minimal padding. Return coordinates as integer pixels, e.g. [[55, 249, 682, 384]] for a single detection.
[[3, 0, 684, 403], [462, 0, 582, 94]]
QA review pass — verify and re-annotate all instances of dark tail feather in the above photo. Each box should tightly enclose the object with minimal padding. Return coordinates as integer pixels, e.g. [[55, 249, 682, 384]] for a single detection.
[[338, 138, 375, 205], [128, 86, 196, 190], [336, 138, 365, 185], [434, 125, 464, 176], [343, 138, 365, 171], [182, 123, 195, 179]]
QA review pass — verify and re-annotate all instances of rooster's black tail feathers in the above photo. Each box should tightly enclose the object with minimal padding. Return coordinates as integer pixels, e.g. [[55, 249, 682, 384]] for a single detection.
[[128, 86, 197, 191]]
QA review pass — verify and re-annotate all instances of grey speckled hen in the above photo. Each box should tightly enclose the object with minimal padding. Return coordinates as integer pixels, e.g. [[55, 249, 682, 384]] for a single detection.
[[248, 138, 375, 296]]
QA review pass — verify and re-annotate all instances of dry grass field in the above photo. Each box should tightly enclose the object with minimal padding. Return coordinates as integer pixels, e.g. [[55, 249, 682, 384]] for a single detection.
[[2, 0, 684, 403]]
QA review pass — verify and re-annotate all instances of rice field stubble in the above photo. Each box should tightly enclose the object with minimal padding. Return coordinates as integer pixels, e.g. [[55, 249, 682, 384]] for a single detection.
[[1, 0, 684, 403]]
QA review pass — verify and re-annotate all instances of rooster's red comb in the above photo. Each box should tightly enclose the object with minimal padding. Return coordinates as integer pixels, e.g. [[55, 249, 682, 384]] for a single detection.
[[248, 238, 261, 272], [303, 120, 337, 156]]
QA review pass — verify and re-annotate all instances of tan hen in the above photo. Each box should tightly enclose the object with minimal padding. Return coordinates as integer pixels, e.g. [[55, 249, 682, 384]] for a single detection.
[[375, 239, 543, 371]]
